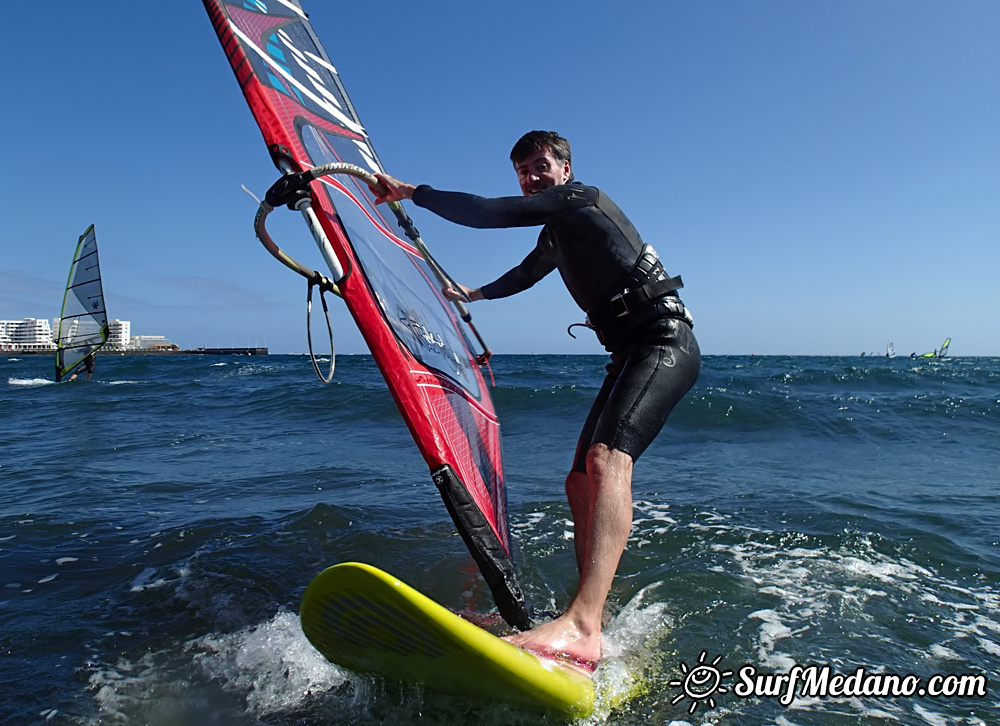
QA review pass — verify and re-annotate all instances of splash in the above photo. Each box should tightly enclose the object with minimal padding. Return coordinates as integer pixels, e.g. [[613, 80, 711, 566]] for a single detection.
[[582, 583, 674, 723], [84, 611, 345, 724]]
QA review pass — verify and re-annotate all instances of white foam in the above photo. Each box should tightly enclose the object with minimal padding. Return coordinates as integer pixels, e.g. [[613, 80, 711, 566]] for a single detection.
[[912, 702, 954, 726], [194, 610, 346, 713], [580, 583, 674, 724], [129, 567, 173, 593], [973, 612, 1000, 635], [603, 583, 673, 658], [84, 611, 346, 724], [928, 643, 961, 660], [704, 521, 1000, 721], [920, 592, 979, 610], [976, 637, 1000, 656]]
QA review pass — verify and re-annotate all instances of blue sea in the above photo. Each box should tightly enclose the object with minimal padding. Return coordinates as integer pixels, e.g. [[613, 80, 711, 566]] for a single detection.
[[2, 353, 998, 726]]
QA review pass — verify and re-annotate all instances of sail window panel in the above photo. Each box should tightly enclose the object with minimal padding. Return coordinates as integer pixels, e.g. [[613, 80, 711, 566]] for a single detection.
[[299, 124, 483, 400]]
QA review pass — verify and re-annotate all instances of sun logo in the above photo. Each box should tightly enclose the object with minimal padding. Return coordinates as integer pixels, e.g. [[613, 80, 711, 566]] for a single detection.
[[669, 651, 733, 714]]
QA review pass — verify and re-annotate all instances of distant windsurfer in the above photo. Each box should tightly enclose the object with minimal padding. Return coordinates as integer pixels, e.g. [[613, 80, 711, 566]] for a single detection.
[[373, 130, 700, 670], [68, 353, 96, 381]]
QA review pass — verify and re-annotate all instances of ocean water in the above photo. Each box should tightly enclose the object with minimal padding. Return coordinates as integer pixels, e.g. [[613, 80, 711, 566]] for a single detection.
[[2, 353, 998, 726]]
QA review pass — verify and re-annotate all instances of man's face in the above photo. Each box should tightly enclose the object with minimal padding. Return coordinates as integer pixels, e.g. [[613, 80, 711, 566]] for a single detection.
[[513, 148, 572, 196]]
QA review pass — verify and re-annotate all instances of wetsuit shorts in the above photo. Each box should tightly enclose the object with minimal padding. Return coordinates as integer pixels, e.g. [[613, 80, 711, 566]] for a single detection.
[[571, 317, 700, 472]]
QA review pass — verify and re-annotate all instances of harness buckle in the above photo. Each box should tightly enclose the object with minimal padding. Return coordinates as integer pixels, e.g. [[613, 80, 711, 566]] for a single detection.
[[609, 289, 631, 318]]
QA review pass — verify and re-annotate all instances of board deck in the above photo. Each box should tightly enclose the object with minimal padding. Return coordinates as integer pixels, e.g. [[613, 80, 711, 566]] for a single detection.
[[300, 562, 595, 716]]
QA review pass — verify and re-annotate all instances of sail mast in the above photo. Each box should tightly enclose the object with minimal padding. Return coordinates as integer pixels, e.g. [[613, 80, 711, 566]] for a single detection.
[[203, 0, 529, 628]]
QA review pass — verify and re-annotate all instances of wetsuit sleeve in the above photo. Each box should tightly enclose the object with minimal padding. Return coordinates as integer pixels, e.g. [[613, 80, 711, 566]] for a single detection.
[[411, 184, 595, 229], [480, 232, 556, 299]]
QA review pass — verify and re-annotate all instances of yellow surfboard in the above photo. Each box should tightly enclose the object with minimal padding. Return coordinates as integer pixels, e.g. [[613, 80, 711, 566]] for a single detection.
[[300, 562, 595, 717]]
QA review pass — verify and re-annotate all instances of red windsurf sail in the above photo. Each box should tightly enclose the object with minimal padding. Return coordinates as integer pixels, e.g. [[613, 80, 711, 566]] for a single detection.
[[203, 0, 529, 628]]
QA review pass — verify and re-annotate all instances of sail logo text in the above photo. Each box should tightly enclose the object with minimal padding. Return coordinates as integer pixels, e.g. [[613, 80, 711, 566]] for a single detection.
[[734, 665, 988, 706]]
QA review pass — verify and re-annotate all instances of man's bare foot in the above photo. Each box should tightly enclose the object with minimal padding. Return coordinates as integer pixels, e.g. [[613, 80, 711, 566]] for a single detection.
[[502, 613, 601, 672]]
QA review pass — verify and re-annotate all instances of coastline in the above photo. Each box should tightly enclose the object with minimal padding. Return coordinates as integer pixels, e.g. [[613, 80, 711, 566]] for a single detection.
[[5, 347, 268, 356]]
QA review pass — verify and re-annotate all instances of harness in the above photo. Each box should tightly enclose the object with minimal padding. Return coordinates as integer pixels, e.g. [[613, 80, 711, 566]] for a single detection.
[[585, 244, 692, 347]]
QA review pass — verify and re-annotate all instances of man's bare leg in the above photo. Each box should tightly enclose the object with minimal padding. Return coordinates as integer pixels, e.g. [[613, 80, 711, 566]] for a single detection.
[[565, 469, 590, 570], [505, 443, 633, 667]]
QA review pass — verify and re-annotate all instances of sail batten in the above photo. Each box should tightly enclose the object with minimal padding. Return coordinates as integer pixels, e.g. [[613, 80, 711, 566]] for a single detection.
[[204, 0, 529, 628], [55, 225, 109, 382]]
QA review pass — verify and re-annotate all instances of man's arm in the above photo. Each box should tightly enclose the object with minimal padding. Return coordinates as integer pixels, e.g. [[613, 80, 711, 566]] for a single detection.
[[443, 235, 556, 302], [372, 173, 595, 230], [412, 185, 594, 229], [372, 172, 566, 297], [479, 240, 556, 299]]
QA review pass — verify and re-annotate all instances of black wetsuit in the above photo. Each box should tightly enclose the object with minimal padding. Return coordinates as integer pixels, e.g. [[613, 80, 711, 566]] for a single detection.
[[412, 181, 701, 469]]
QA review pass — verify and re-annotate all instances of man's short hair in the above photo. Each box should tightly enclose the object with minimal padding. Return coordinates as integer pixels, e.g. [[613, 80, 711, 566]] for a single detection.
[[510, 130, 572, 168]]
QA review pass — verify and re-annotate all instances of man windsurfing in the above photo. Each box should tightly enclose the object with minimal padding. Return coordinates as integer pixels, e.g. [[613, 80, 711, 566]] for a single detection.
[[373, 130, 700, 670], [67, 353, 97, 381]]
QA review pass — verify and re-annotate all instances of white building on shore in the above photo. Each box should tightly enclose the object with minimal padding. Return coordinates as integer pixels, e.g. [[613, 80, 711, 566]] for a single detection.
[[2, 317, 172, 352], [0, 319, 57, 351], [108, 319, 131, 350], [130, 335, 174, 350]]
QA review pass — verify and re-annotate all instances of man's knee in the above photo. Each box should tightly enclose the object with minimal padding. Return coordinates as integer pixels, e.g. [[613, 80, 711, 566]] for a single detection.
[[585, 443, 633, 476]]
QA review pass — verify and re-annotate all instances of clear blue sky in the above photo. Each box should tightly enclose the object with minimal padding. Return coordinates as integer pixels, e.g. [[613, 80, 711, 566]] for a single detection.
[[2, 2, 997, 356]]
